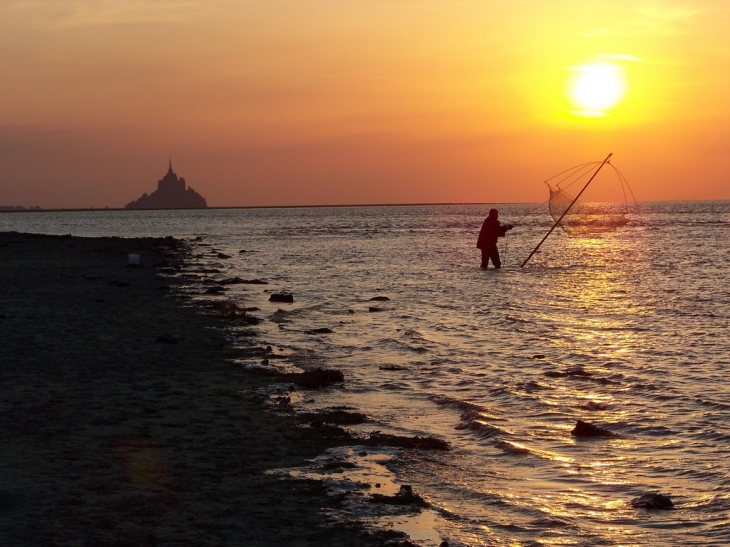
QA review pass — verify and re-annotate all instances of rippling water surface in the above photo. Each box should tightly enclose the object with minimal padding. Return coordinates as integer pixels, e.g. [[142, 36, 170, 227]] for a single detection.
[[3, 201, 730, 546]]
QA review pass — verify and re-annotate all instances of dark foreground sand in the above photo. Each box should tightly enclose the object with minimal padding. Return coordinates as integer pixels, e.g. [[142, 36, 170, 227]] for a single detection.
[[0, 232, 396, 547]]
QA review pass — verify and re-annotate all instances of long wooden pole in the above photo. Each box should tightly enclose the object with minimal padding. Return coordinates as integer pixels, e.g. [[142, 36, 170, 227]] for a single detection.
[[520, 152, 613, 268]]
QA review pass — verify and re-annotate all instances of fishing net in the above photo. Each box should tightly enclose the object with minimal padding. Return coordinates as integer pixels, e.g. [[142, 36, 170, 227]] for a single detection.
[[546, 160, 635, 234]]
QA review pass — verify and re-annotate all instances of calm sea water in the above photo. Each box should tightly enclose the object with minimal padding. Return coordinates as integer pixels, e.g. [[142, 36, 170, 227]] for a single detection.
[[3, 201, 730, 546]]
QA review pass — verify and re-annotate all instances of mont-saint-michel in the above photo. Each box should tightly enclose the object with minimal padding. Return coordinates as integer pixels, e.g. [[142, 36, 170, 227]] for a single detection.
[[125, 161, 207, 209]]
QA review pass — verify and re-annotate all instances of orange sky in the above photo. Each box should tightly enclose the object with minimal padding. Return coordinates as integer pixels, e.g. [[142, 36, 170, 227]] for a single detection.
[[1, 1, 729, 208]]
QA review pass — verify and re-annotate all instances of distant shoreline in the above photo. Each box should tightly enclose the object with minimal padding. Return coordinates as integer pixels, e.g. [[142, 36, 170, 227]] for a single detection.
[[2, 198, 727, 214]]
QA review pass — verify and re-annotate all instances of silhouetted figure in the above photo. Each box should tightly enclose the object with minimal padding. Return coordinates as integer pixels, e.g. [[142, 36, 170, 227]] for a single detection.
[[477, 208, 513, 268]]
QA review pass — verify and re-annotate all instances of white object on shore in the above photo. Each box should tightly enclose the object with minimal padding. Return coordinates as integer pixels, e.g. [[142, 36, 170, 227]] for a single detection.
[[128, 253, 140, 265]]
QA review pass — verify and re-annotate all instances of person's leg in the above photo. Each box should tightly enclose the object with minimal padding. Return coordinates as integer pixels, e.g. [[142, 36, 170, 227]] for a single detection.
[[490, 246, 501, 269], [480, 249, 489, 268]]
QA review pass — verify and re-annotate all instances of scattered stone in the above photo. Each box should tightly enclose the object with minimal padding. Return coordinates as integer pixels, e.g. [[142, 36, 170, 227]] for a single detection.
[[631, 493, 674, 510], [369, 296, 390, 301], [241, 279, 268, 285], [216, 253, 232, 259], [155, 334, 178, 344], [366, 432, 450, 451], [301, 410, 368, 426], [532, 354, 546, 359], [379, 364, 408, 371], [584, 401, 608, 411], [203, 286, 226, 295], [369, 485, 429, 508], [368, 306, 383, 312], [207, 300, 243, 318], [274, 368, 344, 388], [320, 461, 359, 471], [270, 293, 294, 303], [571, 419, 617, 437], [218, 277, 246, 285], [306, 327, 333, 334]]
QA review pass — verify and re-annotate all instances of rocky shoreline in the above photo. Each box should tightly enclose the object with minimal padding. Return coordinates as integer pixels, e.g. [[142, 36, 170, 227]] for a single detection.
[[0, 232, 435, 546]]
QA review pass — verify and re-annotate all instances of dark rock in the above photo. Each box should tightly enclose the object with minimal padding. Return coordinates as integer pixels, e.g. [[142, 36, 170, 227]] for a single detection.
[[369, 296, 390, 301], [631, 493, 674, 510], [366, 432, 450, 450], [216, 253, 232, 259], [282, 368, 344, 388], [571, 420, 616, 437], [584, 401, 608, 411], [369, 485, 429, 508], [218, 277, 246, 285], [204, 286, 226, 295], [368, 306, 384, 312], [320, 461, 359, 471], [155, 334, 178, 344], [306, 327, 333, 334], [241, 279, 268, 285], [270, 293, 294, 303], [242, 315, 261, 325], [207, 300, 243, 318], [379, 364, 408, 371], [301, 410, 368, 426]]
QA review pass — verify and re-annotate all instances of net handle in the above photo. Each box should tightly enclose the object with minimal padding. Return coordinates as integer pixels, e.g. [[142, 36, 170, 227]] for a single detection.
[[521, 153, 613, 268]]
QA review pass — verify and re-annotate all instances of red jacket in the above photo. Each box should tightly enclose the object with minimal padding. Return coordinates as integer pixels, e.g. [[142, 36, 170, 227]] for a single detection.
[[477, 217, 509, 249]]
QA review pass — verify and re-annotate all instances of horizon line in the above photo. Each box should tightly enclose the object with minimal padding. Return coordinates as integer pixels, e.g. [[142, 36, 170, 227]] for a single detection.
[[1, 197, 728, 214]]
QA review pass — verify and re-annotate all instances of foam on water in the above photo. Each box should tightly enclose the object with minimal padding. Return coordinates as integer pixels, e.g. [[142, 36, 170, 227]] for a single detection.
[[3, 201, 730, 545]]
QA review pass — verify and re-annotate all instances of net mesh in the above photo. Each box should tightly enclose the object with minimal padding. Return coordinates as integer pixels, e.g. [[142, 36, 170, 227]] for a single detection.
[[546, 162, 633, 234]]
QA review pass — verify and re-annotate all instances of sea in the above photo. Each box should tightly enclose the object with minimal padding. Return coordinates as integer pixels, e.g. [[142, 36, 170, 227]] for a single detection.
[[3, 201, 729, 546]]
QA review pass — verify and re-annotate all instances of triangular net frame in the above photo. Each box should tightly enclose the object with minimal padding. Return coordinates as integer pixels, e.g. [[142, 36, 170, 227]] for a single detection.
[[545, 160, 637, 234]]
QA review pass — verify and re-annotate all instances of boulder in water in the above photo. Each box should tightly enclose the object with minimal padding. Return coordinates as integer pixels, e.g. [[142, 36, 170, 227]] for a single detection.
[[631, 493, 674, 510], [571, 419, 616, 437], [369, 485, 429, 508]]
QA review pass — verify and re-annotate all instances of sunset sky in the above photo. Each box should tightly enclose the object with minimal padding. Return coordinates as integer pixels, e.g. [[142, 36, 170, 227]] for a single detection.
[[1, 1, 729, 208]]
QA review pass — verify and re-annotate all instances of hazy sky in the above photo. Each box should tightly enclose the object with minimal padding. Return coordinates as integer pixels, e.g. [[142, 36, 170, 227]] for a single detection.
[[1, 0, 729, 208]]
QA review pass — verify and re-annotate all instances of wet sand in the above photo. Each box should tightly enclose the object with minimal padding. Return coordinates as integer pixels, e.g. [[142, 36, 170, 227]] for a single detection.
[[0, 232, 388, 546]]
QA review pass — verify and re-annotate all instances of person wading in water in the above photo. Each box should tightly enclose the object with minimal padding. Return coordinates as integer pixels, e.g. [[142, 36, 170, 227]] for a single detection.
[[477, 208, 513, 269]]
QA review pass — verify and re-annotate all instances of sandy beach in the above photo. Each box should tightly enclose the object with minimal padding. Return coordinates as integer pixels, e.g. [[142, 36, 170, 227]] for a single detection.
[[0, 232, 403, 547]]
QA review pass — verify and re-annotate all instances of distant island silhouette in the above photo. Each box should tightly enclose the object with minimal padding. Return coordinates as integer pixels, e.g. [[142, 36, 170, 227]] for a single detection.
[[125, 161, 207, 209]]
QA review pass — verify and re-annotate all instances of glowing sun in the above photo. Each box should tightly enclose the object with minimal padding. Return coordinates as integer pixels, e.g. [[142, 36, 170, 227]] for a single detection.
[[567, 62, 627, 116]]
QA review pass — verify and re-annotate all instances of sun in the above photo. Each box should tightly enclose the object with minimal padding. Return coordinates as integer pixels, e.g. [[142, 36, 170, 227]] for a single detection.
[[567, 62, 627, 116]]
